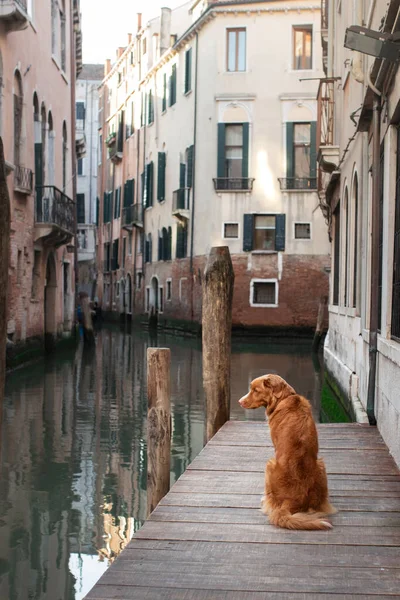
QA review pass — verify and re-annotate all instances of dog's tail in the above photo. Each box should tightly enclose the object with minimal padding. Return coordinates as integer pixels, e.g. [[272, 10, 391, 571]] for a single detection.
[[269, 507, 333, 531]]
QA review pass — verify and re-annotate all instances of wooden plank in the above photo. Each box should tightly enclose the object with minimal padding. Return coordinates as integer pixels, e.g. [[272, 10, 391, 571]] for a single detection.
[[119, 538, 400, 568], [133, 520, 400, 546], [86, 587, 395, 600]]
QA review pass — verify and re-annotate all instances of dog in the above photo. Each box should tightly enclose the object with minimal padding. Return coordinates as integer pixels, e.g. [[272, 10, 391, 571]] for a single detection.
[[239, 374, 336, 530]]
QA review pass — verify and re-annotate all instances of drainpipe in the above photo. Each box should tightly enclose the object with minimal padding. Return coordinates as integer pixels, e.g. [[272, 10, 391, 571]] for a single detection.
[[366, 92, 381, 426], [189, 32, 199, 321]]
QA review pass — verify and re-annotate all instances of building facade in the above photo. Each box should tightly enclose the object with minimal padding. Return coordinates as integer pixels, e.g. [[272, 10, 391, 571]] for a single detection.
[[97, 0, 330, 332], [318, 0, 400, 466], [2, 0, 82, 357], [76, 64, 103, 296]]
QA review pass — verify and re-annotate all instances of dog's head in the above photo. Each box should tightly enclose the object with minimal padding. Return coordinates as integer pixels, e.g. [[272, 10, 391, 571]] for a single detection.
[[238, 374, 296, 413]]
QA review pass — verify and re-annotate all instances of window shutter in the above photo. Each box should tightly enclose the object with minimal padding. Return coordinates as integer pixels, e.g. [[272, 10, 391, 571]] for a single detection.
[[158, 232, 162, 261], [147, 161, 154, 207], [168, 227, 172, 260], [34, 143, 43, 187], [310, 121, 317, 180], [141, 171, 146, 206], [96, 196, 99, 226], [149, 234, 152, 263], [217, 123, 226, 178], [243, 214, 254, 252], [286, 122, 294, 179], [185, 48, 192, 93], [162, 73, 167, 112], [172, 64, 177, 105], [157, 152, 166, 201], [187, 145, 194, 188], [242, 122, 249, 178], [103, 191, 107, 222], [179, 163, 186, 188], [124, 179, 134, 207], [275, 214, 286, 251]]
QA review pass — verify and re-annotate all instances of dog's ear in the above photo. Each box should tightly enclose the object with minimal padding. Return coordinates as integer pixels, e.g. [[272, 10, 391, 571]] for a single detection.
[[262, 378, 271, 389]]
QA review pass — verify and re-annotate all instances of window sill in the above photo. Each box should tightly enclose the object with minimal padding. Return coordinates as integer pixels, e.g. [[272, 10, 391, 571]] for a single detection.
[[61, 71, 69, 85], [224, 70, 248, 75], [251, 250, 278, 255], [250, 303, 278, 308], [184, 89, 192, 97], [294, 237, 312, 241], [216, 189, 253, 194], [282, 188, 317, 194], [223, 237, 239, 241], [52, 54, 61, 71]]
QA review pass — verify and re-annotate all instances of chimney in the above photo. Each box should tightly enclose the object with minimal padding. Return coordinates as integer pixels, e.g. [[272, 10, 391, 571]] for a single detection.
[[128, 33, 133, 44], [104, 59, 111, 77], [117, 46, 125, 58], [137, 12, 142, 32], [160, 7, 172, 56]]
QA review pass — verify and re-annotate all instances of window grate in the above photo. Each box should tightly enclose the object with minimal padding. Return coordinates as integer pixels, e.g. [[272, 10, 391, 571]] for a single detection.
[[295, 223, 311, 239], [224, 223, 239, 238], [253, 282, 276, 305]]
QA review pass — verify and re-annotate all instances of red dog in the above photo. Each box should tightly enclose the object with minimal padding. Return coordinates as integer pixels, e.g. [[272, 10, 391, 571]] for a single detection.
[[239, 374, 336, 530]]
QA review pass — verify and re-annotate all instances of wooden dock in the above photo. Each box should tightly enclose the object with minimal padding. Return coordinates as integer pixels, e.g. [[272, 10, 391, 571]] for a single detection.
[[86, 421, 400, 599]]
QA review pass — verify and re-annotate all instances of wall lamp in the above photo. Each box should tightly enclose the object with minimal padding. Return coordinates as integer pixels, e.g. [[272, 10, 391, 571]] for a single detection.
[[344, 26, 400, 62]]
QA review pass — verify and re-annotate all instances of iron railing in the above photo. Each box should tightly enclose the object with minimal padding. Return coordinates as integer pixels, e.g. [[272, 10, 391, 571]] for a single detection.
[[172, 188, 190, 212], [35, 186, 75, 235], [213, 178, 255, 191], [122, 203, 143, 227], [278, 177, 317, 190], [14, 164, 33, 193]]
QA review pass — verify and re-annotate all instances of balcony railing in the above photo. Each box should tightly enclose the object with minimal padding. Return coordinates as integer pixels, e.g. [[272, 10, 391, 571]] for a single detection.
[[316, 78, 339, 174], [14, 164, 33, 194], [213, 178, 255, 192], [122, 203, 143, 228], [278, 177, 317, 191], [35, 186, 75, 235], [0, 0, 29, 32]]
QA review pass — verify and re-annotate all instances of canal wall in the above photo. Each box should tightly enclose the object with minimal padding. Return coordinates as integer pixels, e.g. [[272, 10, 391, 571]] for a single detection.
[[5, 330, 78, 372]]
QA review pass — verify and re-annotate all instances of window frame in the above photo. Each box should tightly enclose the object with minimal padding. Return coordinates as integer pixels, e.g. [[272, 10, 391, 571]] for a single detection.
[[226, 27, 247, 72], [253, 214, 277, 252], [249, 278, 279, 308], [292, 25, 313, 71], [222, 221, 240, 240], [166, 278, 172, 301], [294, 221, 312, 240]]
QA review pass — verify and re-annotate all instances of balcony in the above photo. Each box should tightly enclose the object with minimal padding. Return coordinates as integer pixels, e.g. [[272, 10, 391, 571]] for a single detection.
[[172, 188, 190, 221], [14, 164, 33, 195], [77, 225, 96, 262], [278, 177, 317, 191], [122, 203, 143, 229], [213, 178, 255, 192], [0, 0, 29, 32], [34, 186, 75, 247], [76, 135, 86, 160], [317, 78, 340, 175]]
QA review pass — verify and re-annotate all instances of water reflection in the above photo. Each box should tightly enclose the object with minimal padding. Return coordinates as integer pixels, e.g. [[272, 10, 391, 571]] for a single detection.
[[0, 326, 346, 600]]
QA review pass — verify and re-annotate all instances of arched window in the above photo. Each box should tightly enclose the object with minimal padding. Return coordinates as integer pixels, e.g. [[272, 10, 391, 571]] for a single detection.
[[33, 92, 39, 122], [62, 121, 67, 191], [48, 112, 55, 186], [352, 173, 359, 309], [41, 103, 47, 185], [343, 186, 349, 307], [13, 70, 23, 166]]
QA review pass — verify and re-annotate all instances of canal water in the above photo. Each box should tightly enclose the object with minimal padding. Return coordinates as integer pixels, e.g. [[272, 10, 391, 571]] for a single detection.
[[0, 325, 349, 600]]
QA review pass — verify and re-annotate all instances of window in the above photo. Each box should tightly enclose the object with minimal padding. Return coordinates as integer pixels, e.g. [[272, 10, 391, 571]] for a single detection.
[[184, 48, 192, 94], [122, 237, 126, 268], [224, 223, 239, 239], [17, 250, 22, 285], [31, 250, 41, 299], [295, 223, 311, 239], [76, 102, 85, 122], [157, 152, 166, 201], [243, 214, 286, 252], [128, 232, 132, 255], [176, 222, 188, 258], [60, 10, 66, 71], [285, 122, 316, 188], [217, 123, 249, 186], [114, 187, 121, 219], [162, 73, 167, 113], [147, 90, 154, 125], [146, 287, 150, 312], [77, 158, 84, 176], [158, 227, 172, 261], [344, 187, 349, 306], [145, 233, 152, 263], [250, 280, 278, 307], [62, 122, 67, 191], [98, 134, 102, 165], [112, 239, 119, 270], [352, 174, 359, 309], [332, 202, 340, 305], [293, 26, 312, 70], [227, 28, 246, 72], [169, 64, 177, 107], [142, 162, 154, 208], [142, 37, 147, 55], [137, 272, 143, 290], [159, 287, 164, 313], [166, 279, 172, 301], [77, 193, 85, 223], [13, 71, 23, 167]]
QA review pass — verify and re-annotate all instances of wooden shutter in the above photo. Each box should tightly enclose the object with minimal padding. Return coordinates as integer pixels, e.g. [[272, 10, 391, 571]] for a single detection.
[[157, 152, 166, 201], [34, 143, 43, 187], [243, 214, 254, 252], [242, 122, 249, 178], [185, 48, 192, 93], [149, 234, 152, 263], [118, 111, 124, 152], [123, 179, 134, 208], [275, 214, 286, 251], [96, 196, 100, 226], [168, 227, 172, 260], [310, 121, 317, 180], [141, 171, 145, 206], [103, 191, 107, 223], [286, 122, 294, 179], [180, 163, 186, 189], [158, 232, 162, 261], [187, 145, 194, 188], [217, 123, 226, 178], [147, 161, 154, 207], [162, 73, 167, 112]]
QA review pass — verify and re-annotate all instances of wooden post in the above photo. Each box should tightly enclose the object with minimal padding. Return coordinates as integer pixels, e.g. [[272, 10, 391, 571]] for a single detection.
[[312, 295, 328, 352], [147, 347, 171, 517], [0, 138, 10, 421], [202, 246, 234, 443]]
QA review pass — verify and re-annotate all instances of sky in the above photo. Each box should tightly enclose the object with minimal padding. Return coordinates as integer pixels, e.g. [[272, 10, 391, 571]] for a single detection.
[[80, 0, 181, 64]]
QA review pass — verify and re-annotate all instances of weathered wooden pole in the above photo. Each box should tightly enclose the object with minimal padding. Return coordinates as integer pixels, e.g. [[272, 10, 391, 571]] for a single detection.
[[147, 347, 171, 516], [312, 295, 328, 352], [202, 246, 234, 443], [0, 138, 10, 422]]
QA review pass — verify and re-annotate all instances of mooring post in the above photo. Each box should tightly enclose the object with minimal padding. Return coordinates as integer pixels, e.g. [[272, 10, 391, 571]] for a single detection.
[[312, 295, 328, 352], [146, 347, 171, 517], [202, 246, 235, 443]]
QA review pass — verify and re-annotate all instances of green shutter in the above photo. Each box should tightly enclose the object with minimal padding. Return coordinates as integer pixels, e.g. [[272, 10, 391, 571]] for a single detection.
[[187, 145, 194, 188], [242, 122, 249, 178], [243, 214, 254, 252], [124, 179, 135, 207], [96, 196, 99, 226], [147, 161, 153, 207], [286, 122, 294, 180], [185, 48, 192, 93], [141, 171, 145, 206], [310, 121, 317, 180], [162, 73, 167, 112], [103, 191, 107, 223], [157, 152, 166, 201], [217, 123, 226, 178], [275, 214, 286, 252], [170, 64, 176, 106], [34, 143, 43, 187], [179, 163, 186, 188]]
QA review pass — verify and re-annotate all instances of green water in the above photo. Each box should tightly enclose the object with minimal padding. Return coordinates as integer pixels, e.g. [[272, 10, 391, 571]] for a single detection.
[[0, 325, 349, 600]]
